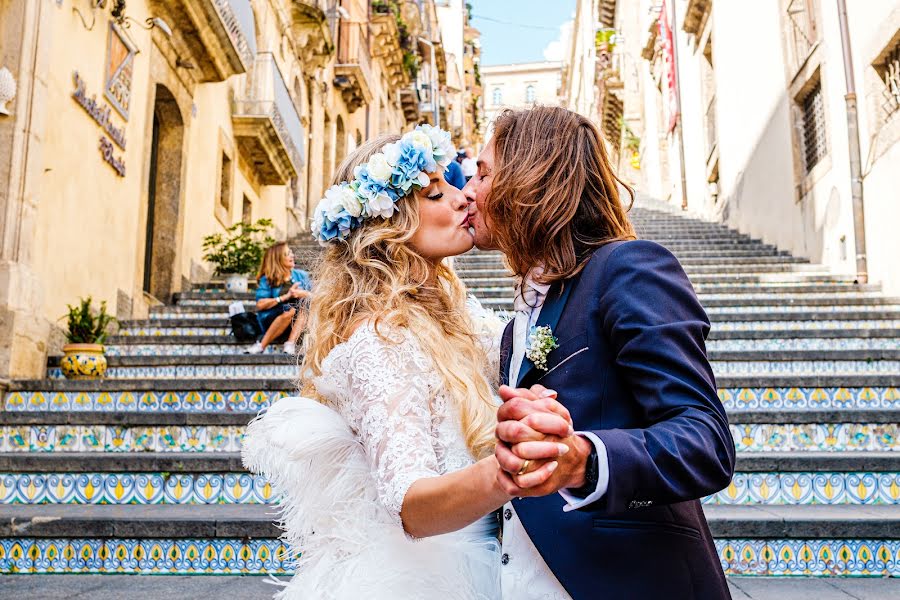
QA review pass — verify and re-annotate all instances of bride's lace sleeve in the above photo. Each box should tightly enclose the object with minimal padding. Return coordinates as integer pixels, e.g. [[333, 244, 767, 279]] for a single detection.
[[346, 327, 440, 529], [466, 295, 510, 390]]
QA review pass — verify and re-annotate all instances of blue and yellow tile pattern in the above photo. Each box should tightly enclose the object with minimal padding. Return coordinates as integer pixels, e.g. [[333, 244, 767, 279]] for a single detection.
[[706, 473, 900, 505], [3, 390, 289, 412], [717, 539, 900, 576]]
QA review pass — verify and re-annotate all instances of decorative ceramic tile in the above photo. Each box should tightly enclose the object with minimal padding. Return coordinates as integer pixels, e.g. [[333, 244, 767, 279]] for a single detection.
[[708, 305, 900, 314], [117, 327, 230, 337], [705, 473, 900, 505], [0, 473, 273, 504], [709, 338, 900, 351], [0, 538, 289, 574], [717, 539, 900, 576], [106, 344, 251, 357], [46, 364, 297, 380], [729, 423, 900, 452], [3, 390, 289, 412], [720, 387, 900, 411], [711, 360, 900, 376], [700, 293, 885, 301], [0, 425, 246, 453], [715, 320, 900, 331]]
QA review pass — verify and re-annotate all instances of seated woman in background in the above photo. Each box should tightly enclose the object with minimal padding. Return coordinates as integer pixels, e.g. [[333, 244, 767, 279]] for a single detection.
[[246, 241, 312, 355]]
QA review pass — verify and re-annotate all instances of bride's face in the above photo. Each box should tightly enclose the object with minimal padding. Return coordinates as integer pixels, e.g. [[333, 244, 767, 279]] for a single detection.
[[409, 170, 474, 262]]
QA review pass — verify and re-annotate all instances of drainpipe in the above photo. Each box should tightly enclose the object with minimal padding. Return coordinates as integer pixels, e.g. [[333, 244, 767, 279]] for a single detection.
[[665, 0, 689, 210], [836, 0, 867, 283]]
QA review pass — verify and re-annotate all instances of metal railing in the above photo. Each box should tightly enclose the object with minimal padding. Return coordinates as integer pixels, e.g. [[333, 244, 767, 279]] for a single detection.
[[212, 0, 256, 68], [233, 53, 305, 172], [336, 20, 373, 87], [881, 44, 900, 119]]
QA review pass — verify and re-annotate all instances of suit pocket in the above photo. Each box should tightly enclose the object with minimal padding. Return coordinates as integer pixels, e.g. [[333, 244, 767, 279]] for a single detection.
[[537, 332, 589, 381], [592, 518, 702, 541]]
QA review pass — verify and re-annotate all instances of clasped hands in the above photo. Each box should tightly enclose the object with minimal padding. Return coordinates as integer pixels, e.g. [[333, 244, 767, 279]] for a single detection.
[[494, 384, 593, 498]]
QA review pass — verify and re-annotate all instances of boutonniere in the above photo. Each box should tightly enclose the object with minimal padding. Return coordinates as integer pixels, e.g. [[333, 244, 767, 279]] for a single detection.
[[525, 325, 559, 371]]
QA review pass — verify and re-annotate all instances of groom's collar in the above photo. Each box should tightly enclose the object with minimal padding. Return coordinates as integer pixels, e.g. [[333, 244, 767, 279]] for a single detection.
[[521, 267, 552, 298]]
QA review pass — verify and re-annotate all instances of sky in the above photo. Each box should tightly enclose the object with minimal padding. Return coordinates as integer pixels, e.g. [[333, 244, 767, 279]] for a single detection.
[[471, 0, 576, 66]]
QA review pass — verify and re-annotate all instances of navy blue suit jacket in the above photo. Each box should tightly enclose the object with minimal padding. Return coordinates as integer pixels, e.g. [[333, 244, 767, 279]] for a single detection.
[[500, 240, 735, 600]]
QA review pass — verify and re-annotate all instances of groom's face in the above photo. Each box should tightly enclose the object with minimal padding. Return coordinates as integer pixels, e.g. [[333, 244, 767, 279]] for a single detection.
[[462, 141, 497, 250]]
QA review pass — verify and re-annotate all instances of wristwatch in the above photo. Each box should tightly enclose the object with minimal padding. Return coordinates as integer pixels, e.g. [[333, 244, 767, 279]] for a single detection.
[[567, 437, 599, 499]]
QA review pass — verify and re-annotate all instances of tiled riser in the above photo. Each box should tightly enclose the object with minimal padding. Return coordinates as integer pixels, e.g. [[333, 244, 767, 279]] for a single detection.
[[3, 390, 289, 413], [719, 387, 899, 410], [47, 365, 297, 380], [5, 472, 899, 507], [705, 473, 900, 505], [0, 539, 289, 574], [107, 345, 250, 356], [5, 388, 898, 413], [712, 361, 900, 376], [709, 339, 900, 351], [707, 305, 900, 314], [44, 361, 900, 380], [0, 425, 245, 452], [2, 538, 898, 576], [118, 328, 230, 337], [716, 539, 900, 576], [0, 474, 272, 504], [3, 423, 895, 454], [730, 423, 900, 452]]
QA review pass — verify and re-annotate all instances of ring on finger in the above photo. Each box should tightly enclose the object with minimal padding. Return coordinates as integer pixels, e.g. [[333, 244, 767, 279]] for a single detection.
[[516, 459, 532, 476]]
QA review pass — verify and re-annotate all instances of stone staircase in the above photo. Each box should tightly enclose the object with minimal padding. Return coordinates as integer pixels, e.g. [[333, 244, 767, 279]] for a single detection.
[[2, 196, 899, 598]]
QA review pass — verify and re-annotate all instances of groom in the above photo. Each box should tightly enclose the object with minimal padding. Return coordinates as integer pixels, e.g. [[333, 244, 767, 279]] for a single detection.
[[462, 106, 736, 599]]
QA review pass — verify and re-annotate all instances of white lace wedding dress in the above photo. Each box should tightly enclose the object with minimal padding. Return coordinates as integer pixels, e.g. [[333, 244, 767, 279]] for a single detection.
[[242, 300, 506, 599]]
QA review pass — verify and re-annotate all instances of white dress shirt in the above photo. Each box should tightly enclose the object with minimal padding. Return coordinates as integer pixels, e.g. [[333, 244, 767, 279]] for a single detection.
[[500, 275, 610, 599]]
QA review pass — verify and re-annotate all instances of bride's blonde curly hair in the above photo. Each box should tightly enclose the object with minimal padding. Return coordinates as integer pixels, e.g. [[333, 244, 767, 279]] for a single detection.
[[301, 134, 496, 460]]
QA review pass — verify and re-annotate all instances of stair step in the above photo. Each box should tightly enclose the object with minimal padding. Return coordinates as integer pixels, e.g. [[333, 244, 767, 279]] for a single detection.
[[705, 504, 900, 538], [0, 574, 277, 598], [727, 577, 900, 600]]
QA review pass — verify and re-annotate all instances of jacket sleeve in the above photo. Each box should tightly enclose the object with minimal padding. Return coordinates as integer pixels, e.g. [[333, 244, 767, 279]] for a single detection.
[[590, 241, 735, 512]]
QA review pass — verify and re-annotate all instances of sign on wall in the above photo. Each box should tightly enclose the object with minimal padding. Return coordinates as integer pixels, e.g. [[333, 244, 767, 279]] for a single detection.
[[104, 22, 136, 120]]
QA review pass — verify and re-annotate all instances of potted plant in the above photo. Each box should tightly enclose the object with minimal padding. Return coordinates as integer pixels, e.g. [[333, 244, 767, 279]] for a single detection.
[[202, 218, 275, 294], [60, 297, 115, 380]]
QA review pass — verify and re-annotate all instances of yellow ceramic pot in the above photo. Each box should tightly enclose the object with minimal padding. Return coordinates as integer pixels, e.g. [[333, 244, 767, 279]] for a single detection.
[[60, 343, 108, 379]]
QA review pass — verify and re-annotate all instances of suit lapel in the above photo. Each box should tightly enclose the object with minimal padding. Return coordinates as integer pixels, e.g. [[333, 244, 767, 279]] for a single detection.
[[516, 282, 573, 387], [499, 320, 514, 386]]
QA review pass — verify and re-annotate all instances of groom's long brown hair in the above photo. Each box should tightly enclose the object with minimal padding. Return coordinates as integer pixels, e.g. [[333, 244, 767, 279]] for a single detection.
[[485, 106, 636, 283]]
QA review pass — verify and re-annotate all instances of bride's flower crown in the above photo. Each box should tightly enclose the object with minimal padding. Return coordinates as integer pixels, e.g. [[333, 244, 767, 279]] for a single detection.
[[312, 124, 456, 243]]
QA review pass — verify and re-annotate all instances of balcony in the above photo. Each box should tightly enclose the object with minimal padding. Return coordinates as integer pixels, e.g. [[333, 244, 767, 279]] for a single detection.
[[400, 84, 422, 124], [232, 53, 305, 185], [334, 21, 374, 112], [289, 0, 335, 69], [151, 0, 255, 81], [370, 10, 408, 87]]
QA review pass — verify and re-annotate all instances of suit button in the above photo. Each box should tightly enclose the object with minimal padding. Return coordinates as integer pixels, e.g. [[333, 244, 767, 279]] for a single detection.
[[501, 553, 509, 565], [504, 509, 512, 521]]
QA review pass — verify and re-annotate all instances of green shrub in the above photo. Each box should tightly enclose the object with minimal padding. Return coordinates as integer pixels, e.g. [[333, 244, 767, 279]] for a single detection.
[[202, 218, 275, 276], [62, 297, 116, 345]]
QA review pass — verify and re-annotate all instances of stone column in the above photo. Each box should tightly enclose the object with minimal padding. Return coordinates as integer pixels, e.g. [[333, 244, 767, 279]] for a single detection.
[[305, 73, 325, 222], [0, 1, 53, 383]]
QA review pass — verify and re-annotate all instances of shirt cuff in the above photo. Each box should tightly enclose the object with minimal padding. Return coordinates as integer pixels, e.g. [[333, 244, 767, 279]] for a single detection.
[[559, 431, 609, 512]]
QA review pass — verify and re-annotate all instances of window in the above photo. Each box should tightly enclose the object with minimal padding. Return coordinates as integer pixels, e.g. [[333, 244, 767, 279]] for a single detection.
[[876, 40, 900, 120], [492, 87, 502, 105], [800, 80, 827, 173], [242, 195, 252, 223], [219, 152, 232, 212], [786, 0, 818, 68], [525, 85, 536, 103]]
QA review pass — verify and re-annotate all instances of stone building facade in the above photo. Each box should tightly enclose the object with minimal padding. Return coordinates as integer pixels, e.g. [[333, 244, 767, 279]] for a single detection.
[[482, 60, 564, 138], [564, 0, 900, 294], [0, 0, 463, 381]]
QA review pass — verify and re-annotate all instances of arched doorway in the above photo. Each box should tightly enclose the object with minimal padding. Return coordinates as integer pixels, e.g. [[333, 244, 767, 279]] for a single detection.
[[143, 84, 184, 301], [322, 113, 333, 191]]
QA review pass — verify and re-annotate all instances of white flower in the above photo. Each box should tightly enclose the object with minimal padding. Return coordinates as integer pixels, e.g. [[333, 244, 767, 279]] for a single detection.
[[415, 171, 430, 188], [367, 152, 393, 184], [420, 124, 455, 169], [525, 326, 559, 371], [382, 141, 401, 166], [407, 129, 432, 150], [368, 192, 396, 219], [323, 184, 364, 218]]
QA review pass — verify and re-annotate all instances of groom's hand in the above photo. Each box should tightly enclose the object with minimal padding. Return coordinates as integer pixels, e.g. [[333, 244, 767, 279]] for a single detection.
[[495, 385, 592, 497]]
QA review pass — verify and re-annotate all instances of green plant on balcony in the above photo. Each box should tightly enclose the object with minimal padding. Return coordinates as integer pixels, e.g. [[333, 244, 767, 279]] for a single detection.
[[403, 50, 420, 80], [474, 61, 481, 87], [618, 116, 641, 153], [202, 218, 275, 293], [466, 2, 473, 22], [595, 27, 616, 53]]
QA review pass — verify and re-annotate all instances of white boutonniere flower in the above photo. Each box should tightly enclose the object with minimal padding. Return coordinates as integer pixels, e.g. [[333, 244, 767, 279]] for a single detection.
[[526, 326, 559, 371]]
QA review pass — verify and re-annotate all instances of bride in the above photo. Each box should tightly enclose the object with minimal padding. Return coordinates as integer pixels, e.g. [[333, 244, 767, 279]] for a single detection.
[[242, 126, 566, 599]]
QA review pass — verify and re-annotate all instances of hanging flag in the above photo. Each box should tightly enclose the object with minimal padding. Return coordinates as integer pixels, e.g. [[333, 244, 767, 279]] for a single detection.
[[659, 0, 679, 132]]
